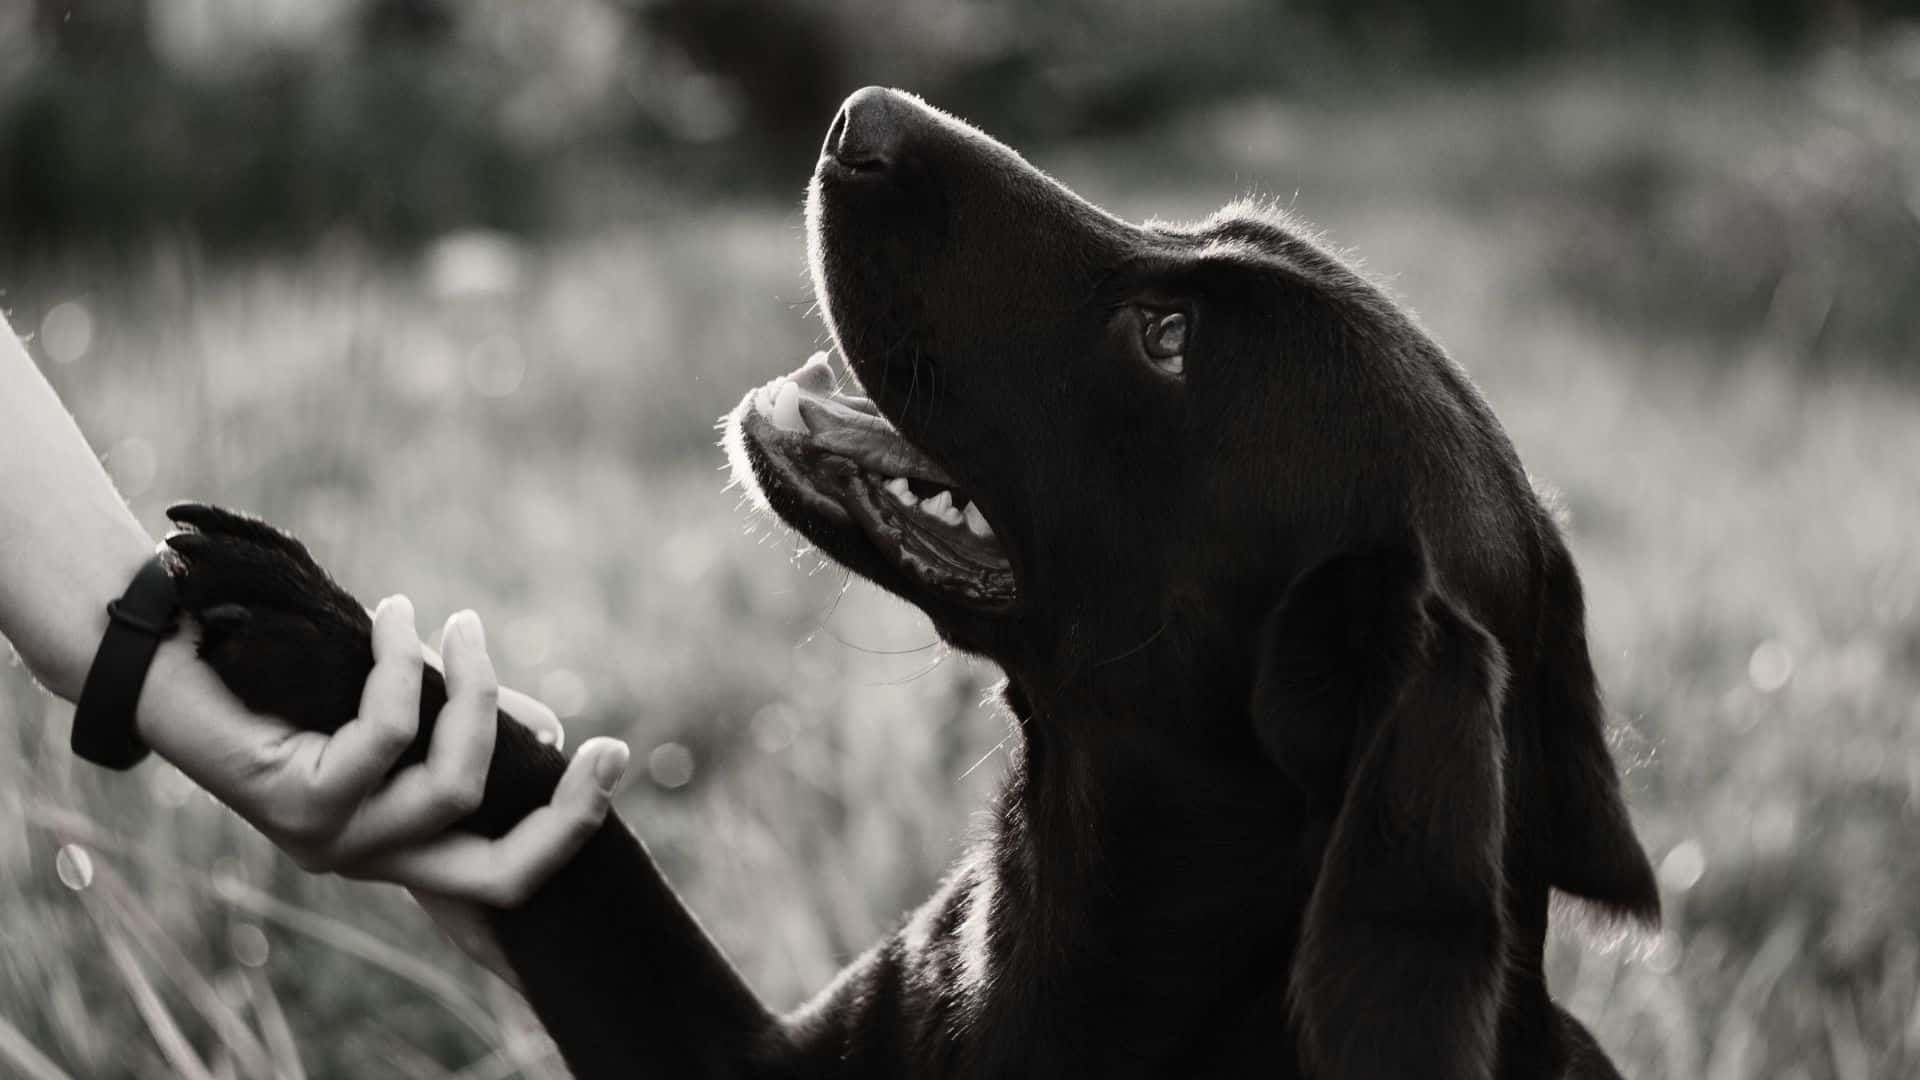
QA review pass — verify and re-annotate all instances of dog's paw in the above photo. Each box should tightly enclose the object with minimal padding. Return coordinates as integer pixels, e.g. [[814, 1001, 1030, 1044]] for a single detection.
[[165, 502, 375, 734]]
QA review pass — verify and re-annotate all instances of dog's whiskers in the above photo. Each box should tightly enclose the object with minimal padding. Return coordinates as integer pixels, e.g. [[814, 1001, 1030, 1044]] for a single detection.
[[959, 735, 1012, 781], [859, 647, 951, 687], [822, 628, 942, 656], [802, 568, 853, 638], [1091, 622, 1168, 670]]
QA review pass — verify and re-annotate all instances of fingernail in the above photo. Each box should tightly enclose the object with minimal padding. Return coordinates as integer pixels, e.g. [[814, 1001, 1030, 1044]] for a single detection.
[[593, 741, 630, 795], [374, 594, 414, 627], [448, 609, 483, 648]]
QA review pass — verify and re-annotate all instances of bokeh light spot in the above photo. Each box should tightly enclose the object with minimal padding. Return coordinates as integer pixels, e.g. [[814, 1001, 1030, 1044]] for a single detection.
[[108, 436, 158, 498], [40, 301, 94, 364], [388, 326, 460, 401], [663, 528, 717, 585], [229, 922, 270, 968], [648, 742, 695, 789], [752, 703, 797, 753], [1752, 802, 1799, 854], [210, 856, 248, 902], [424, 229, 525, 301], [54, 843, 94, 891], [467, 336, 526, 398], [504, 615, 553, 667], [1747, 640, 1793, 693], [1658, 839, 1707, 892], [538, 667, 588, 719]]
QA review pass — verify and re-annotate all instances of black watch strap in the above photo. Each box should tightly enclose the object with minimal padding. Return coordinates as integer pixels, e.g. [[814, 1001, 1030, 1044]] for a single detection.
[[71, 552, 179, 770]]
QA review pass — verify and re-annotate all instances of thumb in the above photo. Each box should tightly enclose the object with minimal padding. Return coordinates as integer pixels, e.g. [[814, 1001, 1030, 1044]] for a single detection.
[[558, 736, 632, 815]]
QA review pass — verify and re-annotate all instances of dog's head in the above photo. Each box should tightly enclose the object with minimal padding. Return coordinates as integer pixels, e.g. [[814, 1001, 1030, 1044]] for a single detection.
[[726, 89, 1520, 668], [726, 87, 1656, 1075]]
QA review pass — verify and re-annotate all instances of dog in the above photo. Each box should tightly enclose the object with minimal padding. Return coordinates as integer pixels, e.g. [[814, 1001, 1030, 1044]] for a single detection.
[[164, 86, 1658, 1078]]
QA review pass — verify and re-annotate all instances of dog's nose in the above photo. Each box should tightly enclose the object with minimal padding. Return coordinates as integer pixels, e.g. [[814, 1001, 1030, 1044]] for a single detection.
[[824, 86, 909, 170]]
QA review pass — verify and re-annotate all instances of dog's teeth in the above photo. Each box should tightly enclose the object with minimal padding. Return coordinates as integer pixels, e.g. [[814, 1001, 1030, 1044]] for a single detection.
[[922, 490, 960, 524], [962, 501, 994, 540], [771, 380, 807, 434], [885, 477, 917, 506]]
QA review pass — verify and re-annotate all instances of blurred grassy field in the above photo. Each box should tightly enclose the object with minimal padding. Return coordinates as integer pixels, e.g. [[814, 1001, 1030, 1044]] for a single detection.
[[4, 58, 1920, 1078]]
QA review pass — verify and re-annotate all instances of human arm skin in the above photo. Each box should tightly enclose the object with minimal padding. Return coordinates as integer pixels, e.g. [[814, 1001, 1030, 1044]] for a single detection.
[[0, 311, 154, 702], [0, 309, 627, 941]]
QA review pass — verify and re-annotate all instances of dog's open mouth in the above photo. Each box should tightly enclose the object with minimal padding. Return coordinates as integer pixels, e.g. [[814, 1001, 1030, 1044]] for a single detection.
[[726, 351, 1018, 611]]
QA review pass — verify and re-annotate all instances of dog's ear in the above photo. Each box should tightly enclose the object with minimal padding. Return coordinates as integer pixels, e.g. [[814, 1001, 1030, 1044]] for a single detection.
[[1252, 542, 1509, 1079], [1533, 527, 1660, 924], [1250, 543, 1431, 803]]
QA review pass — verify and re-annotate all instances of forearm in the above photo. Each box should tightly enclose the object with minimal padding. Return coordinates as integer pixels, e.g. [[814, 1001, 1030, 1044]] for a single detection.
[[0, 311, 155, 700]]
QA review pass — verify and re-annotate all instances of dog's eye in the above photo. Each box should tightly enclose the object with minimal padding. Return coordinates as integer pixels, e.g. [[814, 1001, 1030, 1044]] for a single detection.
[[1140, 311, 1187, 377]]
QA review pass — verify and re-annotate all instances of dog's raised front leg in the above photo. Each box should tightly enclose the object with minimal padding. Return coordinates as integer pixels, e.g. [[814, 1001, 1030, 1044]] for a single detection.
[[162, 503, 793, 1079]]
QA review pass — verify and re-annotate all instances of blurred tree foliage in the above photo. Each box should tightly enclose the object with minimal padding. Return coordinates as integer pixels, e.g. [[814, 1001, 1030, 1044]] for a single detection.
[[0, 0, 548, 249], [0, 0, 1910, 254]]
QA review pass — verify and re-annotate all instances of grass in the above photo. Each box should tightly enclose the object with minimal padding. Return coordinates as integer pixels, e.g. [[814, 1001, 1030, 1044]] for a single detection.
[[3, 56, 1919, 1078]]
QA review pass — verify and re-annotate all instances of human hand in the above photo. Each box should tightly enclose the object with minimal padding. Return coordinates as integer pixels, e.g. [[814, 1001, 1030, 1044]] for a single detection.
[[136, 596, 629, 976]]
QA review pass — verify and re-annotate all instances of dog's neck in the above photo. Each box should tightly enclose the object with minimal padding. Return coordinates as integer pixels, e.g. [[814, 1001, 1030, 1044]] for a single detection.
[[975, 671, 1564, 1072], [972, 672, 1320, 1050]]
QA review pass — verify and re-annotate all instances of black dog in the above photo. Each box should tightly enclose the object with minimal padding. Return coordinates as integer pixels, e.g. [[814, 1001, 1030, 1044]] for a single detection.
[[165, 87, 1658, 1079]]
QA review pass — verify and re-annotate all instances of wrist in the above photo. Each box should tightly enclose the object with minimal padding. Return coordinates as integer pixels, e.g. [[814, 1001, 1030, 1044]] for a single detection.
[[133, 637, 198, 751], [37, 538, 153, 702], [70, 550, 182, 770]]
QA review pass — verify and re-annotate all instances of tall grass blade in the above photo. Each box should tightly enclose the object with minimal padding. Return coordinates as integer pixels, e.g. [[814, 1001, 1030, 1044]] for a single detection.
[[99, 925, 218, 1080], [0, 1010, 77, 1080], [95, 866, 278, 1079], [245, 968, 309, 1080], [25, 800, 503, 1048]]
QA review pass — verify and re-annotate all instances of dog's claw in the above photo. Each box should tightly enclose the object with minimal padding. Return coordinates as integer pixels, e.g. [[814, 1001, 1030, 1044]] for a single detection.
[[158, 504, 373, 733], [168, 504, 326, 594], [164, 531, 211, 558], [199, 602, 253, 628], [166, 502, 311, 557], [165, 501, 226, 531]]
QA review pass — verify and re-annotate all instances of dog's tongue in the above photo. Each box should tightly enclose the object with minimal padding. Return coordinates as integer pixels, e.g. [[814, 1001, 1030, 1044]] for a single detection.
[[787, 349, 838, 395], [757, 352, 956, 487]]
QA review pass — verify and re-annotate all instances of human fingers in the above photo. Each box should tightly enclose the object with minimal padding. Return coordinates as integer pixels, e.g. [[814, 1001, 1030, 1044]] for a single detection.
[[261, 595, 422, 845], [309, 610, 501, 862], [421, 640, 561, 750], [343, 737, 629, 907]]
